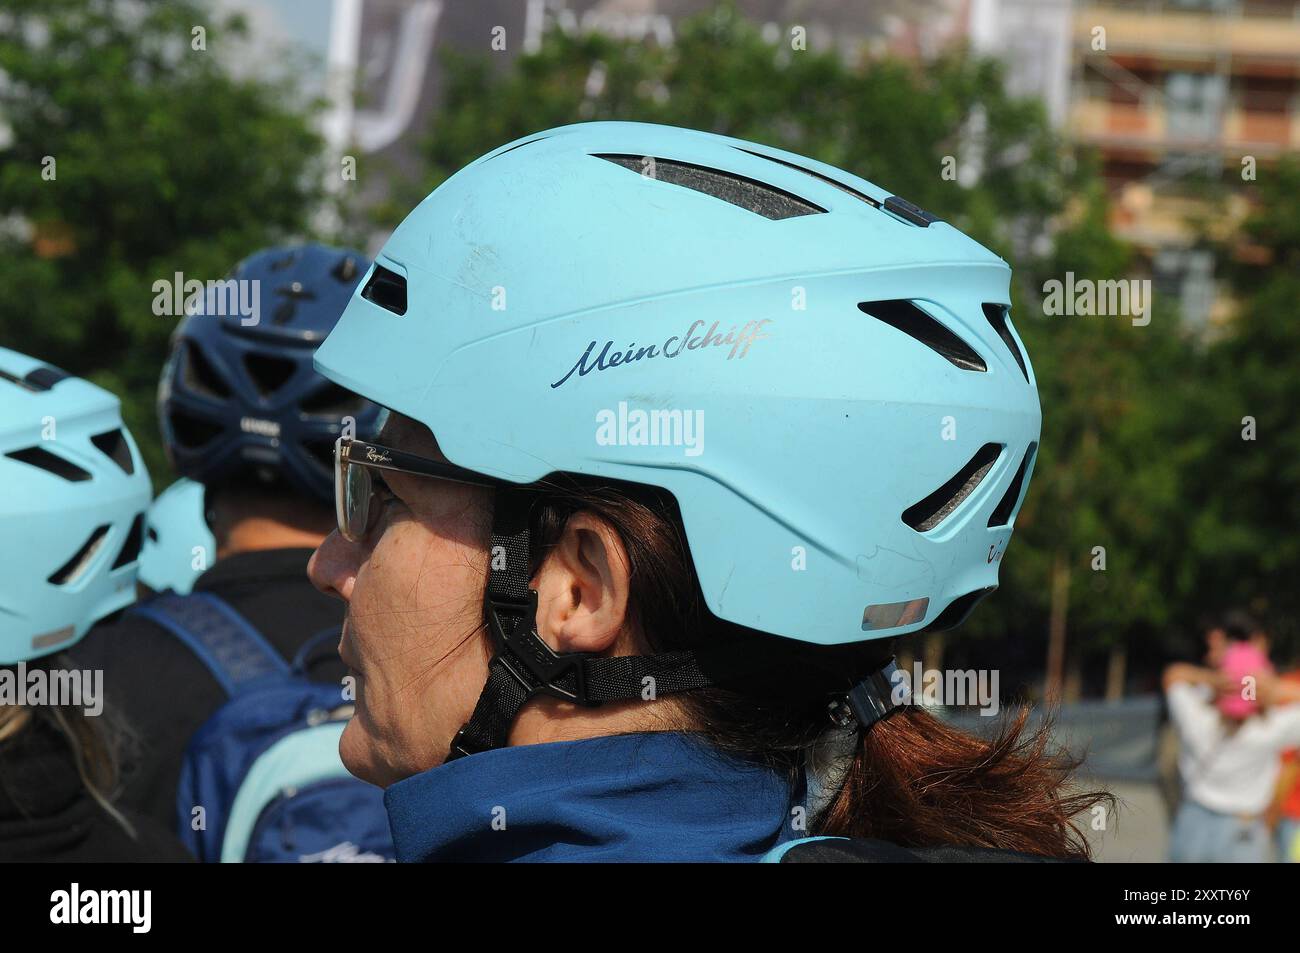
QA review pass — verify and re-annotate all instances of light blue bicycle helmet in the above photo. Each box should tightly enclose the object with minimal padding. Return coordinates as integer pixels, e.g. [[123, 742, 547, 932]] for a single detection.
[[1, 347, 152, 663], [315, 122, 1041, 756], [137, 478, 217, 595]]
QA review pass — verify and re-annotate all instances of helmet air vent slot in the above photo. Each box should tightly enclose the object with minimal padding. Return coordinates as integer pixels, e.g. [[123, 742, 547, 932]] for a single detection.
[[902, 443, 1002, 533], [168, 411, 223, 450], [5, 446, 92, 482], [179, 341, 232, 399], [592, 154, 826, 220], [732, 147, 882, 209], [91, 428, 135, 475], [982, 303, 1029, 382], [0, 364, 71, 392], [243, 352, 297, 397], [360, 264, 408, 316], [988, 443, 1036, 528], [111, 512, 145, 569], [48, 524, 111, 585], [858, 300, 987, 372]]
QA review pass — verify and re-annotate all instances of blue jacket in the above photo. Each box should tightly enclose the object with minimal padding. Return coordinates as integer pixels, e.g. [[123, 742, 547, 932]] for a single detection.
[[384, 731, 802, 862]]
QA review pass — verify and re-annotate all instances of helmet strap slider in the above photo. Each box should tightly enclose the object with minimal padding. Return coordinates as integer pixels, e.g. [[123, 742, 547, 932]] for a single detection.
[[829, 658, 909, 731]]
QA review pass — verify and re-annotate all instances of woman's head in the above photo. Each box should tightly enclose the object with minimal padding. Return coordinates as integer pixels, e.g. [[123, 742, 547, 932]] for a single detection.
[[309, 413, 690, 786]]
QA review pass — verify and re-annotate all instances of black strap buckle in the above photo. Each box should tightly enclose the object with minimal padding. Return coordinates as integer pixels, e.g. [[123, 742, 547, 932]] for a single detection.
[[484, 589, 594, 706], [833, 658, 909, 730]]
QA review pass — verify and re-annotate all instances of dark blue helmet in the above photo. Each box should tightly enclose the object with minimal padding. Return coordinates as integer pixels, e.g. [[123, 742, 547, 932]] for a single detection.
[[158, 244, 381, 503]]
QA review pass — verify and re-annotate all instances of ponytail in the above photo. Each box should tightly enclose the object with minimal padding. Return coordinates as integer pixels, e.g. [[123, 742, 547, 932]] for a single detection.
[[819, 705, 1105, 858]]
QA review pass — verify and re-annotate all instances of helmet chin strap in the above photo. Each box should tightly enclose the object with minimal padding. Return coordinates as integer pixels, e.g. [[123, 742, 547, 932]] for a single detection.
[[446, 488, 713, 761]]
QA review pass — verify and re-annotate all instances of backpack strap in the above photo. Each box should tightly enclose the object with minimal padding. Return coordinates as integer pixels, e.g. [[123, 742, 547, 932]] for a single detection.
[[130, 591, 290, 696], [218, 718, 352, 863]]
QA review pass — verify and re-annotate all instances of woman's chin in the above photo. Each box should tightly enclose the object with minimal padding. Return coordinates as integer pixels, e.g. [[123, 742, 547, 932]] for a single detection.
[[339, 712, 386, 787]]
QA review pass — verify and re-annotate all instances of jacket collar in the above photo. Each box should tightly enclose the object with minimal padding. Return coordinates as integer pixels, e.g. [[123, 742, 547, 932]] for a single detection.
[[384, 731, 801, 862]]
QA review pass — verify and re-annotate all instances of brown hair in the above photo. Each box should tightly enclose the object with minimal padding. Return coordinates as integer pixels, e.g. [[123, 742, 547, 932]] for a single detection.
[[526, 478, 1110, 860]]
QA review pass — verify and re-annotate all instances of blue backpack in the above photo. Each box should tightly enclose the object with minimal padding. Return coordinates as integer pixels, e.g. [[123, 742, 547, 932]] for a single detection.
[[129, 592, 395, 862]]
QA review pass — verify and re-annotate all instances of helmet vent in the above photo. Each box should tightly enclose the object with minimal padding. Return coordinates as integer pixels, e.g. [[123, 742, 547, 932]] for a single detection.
[[988, 442, 1036, 528], [48, 524, 111, 585], [593, 154, 826, 220], [111, 512, 145, 570], [5, 446, 92, 482], [0, 363, 71, 392], [91, 428, 135, 475], [733, 147, 882, 209], [903, 443, 1002, 532], [858, 300, 986, 372], [169, 411, 223, 450], [360, 265, 408, 316], [243, 353, 297, 397], [179, 341, 231, 399], [982, 304, 1028, 382]]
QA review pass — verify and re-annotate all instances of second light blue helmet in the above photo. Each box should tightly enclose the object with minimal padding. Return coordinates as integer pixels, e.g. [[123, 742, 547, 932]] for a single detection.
[[315, 122, 1041, 647], [1, 347, 152, 663], [137, 478, 217, 595]]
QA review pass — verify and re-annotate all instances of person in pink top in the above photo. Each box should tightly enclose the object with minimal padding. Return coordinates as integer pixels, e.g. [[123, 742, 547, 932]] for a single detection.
[[1164, 611, 1300, 862]]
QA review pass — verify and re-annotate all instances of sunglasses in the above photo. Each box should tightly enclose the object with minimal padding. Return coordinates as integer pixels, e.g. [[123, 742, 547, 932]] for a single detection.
[[334, 436, 505, 542]]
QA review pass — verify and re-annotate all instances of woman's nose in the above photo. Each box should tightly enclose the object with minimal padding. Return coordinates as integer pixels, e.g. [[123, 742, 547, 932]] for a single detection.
[[308, 528, 361, 602]]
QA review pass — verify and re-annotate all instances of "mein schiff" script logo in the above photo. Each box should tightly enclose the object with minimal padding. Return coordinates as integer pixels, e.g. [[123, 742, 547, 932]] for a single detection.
[[551, 319, 772, 389]]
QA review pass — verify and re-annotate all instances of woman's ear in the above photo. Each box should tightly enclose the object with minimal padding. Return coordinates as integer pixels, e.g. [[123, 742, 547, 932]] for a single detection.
[[532, 512, 632, 655]]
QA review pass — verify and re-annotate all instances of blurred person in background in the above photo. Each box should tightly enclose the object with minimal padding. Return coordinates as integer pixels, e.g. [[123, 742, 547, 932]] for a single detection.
[[1268, 663, 1300, 862], [1164, 610, 1300, 862], [74, 244, 382, 831], [0, 347, 188, 861]]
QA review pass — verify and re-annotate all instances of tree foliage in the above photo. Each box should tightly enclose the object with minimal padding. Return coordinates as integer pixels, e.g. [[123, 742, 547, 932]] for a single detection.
[[0, 0, 328, 476]]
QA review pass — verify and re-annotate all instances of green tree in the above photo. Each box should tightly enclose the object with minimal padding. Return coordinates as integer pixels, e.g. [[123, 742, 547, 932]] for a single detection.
[[1187, 158, 1300, 656], [0, 0, 329, 478], [979, 169, 1213, 696]]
